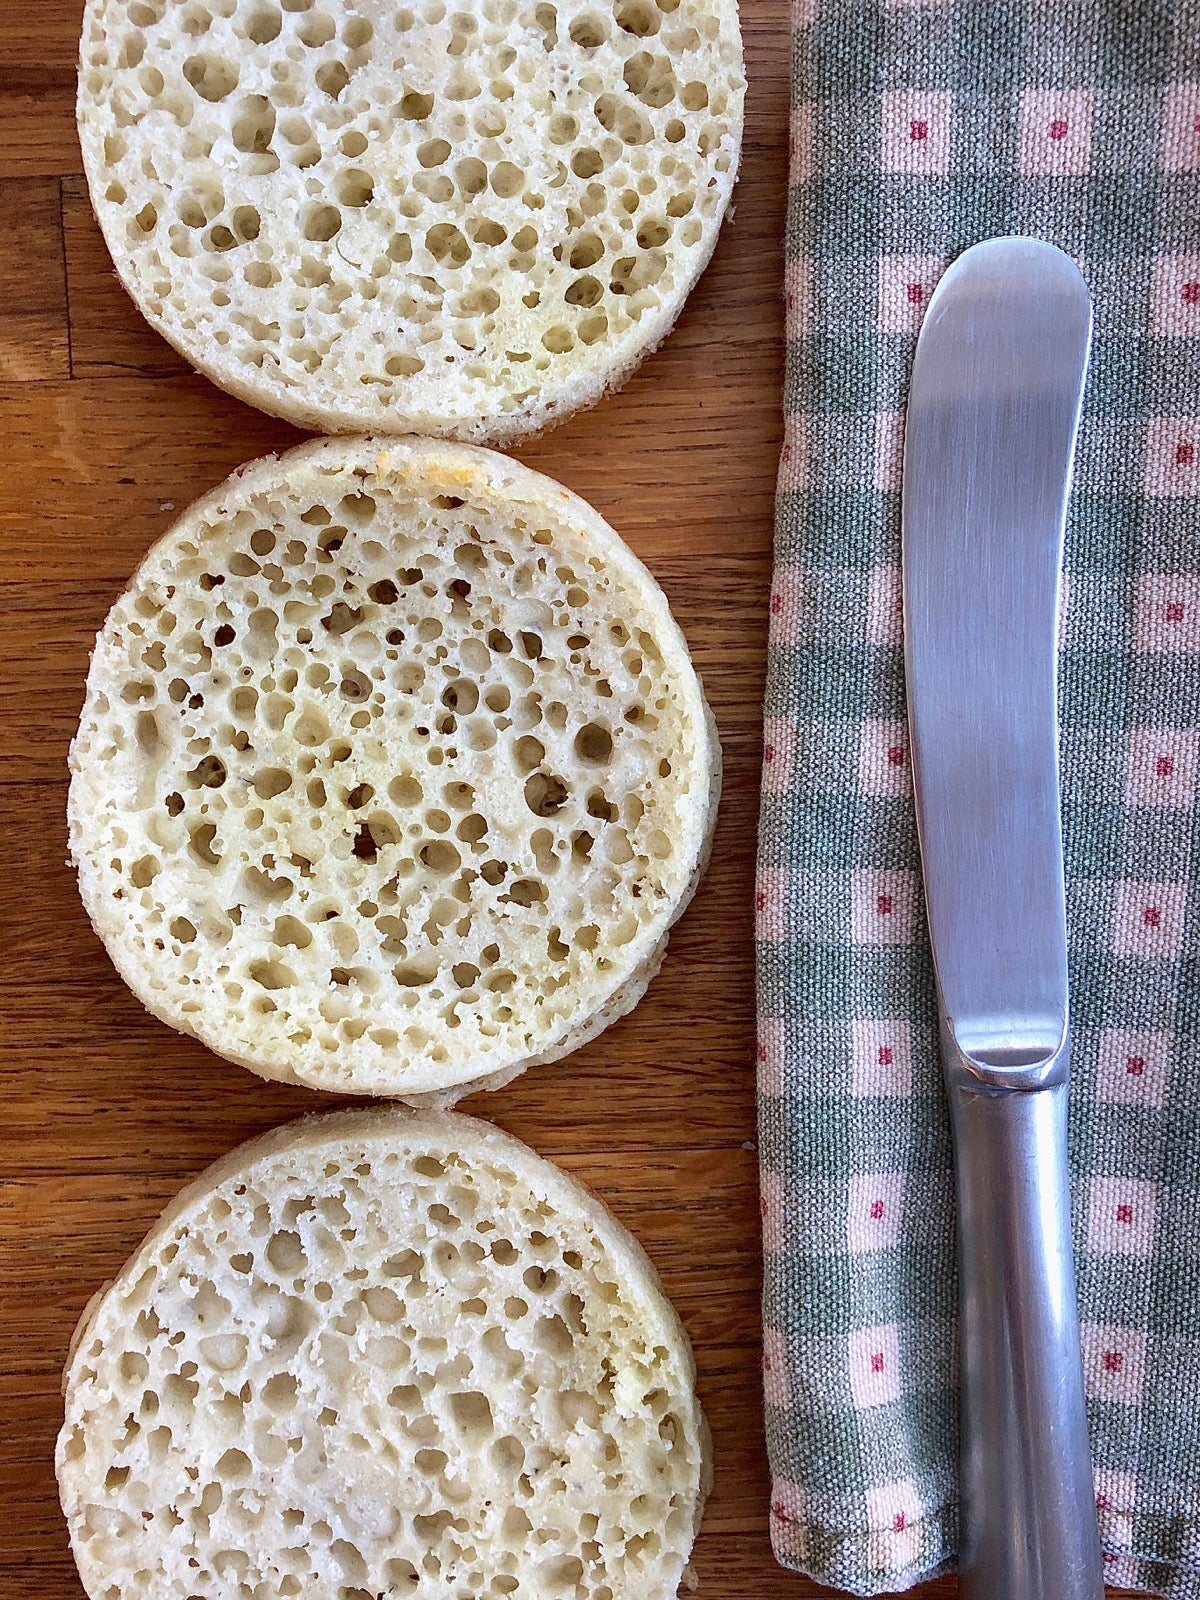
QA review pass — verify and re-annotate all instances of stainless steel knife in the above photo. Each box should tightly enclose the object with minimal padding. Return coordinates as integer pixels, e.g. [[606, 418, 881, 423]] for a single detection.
[[902, 237, 1103, 1600]]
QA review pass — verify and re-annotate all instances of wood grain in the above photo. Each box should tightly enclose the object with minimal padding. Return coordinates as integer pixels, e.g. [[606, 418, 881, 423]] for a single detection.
[[0, 6, 1138, 1600], [0, 176, 70, 380], [0, 8, 80, 180]]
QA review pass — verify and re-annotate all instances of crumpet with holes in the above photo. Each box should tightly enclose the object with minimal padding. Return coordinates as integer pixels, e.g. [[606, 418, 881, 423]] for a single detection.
[[76, 0, 744, 442], [68, 436, 720, 1099], [57, 1107, 712, 1600]]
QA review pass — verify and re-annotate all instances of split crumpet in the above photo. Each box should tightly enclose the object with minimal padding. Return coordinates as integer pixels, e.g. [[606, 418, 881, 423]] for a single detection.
[[76, 0, 744, 442], [69, 437, 719, 1099], [57, 1108, 711, 1600]]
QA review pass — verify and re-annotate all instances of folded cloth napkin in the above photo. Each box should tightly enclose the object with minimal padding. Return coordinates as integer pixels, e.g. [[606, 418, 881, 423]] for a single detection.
[[756, 1, 1200, 1594]]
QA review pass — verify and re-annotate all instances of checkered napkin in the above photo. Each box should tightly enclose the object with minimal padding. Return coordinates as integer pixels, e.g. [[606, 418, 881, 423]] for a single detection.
[[756, 1, 1200, 1594]]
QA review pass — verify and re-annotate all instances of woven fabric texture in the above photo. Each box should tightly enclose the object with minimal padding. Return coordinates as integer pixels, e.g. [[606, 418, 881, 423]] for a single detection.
[[756, 1, 1200, 1593]]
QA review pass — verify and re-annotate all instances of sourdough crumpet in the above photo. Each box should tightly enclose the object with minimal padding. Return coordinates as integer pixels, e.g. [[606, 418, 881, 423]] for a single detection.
[[77, 0, 744, 441], [68, 437, 720, 1099], [58, 1109, 711, 1600]]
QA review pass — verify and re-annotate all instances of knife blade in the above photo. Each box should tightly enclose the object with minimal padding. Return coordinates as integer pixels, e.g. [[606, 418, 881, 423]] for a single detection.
[[902, 237, 1103, 1600]]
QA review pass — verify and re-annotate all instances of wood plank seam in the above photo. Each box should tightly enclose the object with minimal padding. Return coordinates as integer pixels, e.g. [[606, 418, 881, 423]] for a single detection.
[[58, 174, 75, 380]]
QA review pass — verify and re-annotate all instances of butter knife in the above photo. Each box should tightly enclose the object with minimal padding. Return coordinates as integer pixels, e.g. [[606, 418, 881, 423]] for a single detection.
[[902, 236, 1103, 1599]]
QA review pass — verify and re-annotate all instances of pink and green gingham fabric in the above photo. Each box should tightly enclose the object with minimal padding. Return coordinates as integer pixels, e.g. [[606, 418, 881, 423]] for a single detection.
[[756, 1, 1200, 1593]]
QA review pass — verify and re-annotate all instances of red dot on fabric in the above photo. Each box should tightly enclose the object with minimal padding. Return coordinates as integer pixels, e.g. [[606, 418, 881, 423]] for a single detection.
[[1103, 1350, 1125, 1373], [1175, 443, 1195, 467], [756, 892, 766, 911], [1166, 600, 1187, 621], [869, 1199, 885, 1220], [1157, 755, 1176, 776], [773, 1501, 788, 1523], [1048, 118, 1068, 141], [764, 744, 775, 764], [761, 1196, 769, 1217], [1116, 1204, 1134, 1224], [1184, 282, 1200, 305], [1194, 113, 1200, 134], [909, 119, 928, 141], [757, 1043, 767, 1062], [1144, 905, 1161, 928], [771, 593, 783, 613], [879, 1045, 893, 1066], [877, 894, 893, 915], [894, 1512, 907, 1532], [1097, 1493, 1112, 1511], [1126, 1055, 1145, 1076], [906, 283, 923, 304], [887, 745, 906, 766], [870, 1352, 885, 1373]]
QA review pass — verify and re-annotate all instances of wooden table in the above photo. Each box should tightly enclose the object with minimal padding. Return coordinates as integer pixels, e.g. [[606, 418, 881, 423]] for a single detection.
[[0, 4, 1138, 1597]]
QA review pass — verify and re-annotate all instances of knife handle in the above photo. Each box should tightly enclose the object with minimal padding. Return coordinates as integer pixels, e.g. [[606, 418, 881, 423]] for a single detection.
[[947, 1073, 1104, 1600]]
